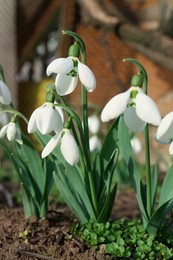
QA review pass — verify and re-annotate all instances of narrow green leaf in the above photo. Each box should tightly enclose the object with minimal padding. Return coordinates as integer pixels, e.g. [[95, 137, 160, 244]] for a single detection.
[[100, 119, 119, 171], [158, 164, 173, 207], [150, 165, 158, 214], [118, 116, 148, 225], [147, 199, 173, 235]]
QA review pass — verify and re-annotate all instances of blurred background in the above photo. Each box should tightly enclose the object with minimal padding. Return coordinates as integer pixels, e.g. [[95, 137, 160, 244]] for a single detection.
[[1, 0, 173, 166]]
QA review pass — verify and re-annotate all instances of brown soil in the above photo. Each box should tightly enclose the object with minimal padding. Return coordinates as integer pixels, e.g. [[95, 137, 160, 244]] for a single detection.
[[0, 188, 140, 260]]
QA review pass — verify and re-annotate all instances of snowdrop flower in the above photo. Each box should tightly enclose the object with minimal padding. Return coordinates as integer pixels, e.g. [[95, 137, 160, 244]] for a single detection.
[[155, 112, 173, 155], [0, 111, 9, 126], [88, 115, 100, 134], [0, 122, 23, 144], [46, 43, 96, 96], [130, 136, 142, 154], [27, 102, 64, 135], [89, 135, 101, 152], [101, 74, 161, 132], [0, 80, 12, 105], [41, 129, 79, 166]]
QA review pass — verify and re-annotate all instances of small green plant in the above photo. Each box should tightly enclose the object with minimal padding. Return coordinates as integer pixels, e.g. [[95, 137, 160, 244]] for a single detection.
[[19, 229, 29, 244], [71, 219, 173, 259]]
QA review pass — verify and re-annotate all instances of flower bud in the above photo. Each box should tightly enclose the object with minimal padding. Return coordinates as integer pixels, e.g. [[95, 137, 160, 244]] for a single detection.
[[68, 42, 80, 57], [131, 74, 143, 87]]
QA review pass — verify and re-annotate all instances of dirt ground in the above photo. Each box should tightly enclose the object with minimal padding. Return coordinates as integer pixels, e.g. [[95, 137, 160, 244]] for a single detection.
[[0, 186, 140, 260]]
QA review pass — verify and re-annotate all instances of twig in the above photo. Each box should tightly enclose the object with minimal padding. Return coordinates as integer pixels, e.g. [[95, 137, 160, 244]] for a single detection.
[[17, 248, 57, 260]]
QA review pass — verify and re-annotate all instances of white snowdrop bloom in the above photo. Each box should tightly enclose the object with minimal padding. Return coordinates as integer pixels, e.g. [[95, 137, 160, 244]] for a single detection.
[[101, 86, 161, 132], [60, 129, 79, 165], [27, 102, 64, 135], [89, 135, 101, 152], [155, 112, 173, 155], [0, 122, 23, 144], [88, 115, 100, 134], [46, 56, 96, 96], [0, 112, 9, 126], [0, 80, 12, 105], [41, 129, 79, 166], [130, 136, 142, 154]]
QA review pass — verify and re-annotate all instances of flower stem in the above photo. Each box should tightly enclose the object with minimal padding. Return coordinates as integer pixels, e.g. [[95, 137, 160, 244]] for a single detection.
[[123, 58, 152, 219], [62, 30, 98, 217], [144, 124, 152, 218]]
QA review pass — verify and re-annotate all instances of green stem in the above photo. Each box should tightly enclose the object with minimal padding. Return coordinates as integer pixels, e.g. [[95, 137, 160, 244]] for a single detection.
[[143, 75, 152, 218], [62, 30, 98, 217], [123, 58, 152, 218]]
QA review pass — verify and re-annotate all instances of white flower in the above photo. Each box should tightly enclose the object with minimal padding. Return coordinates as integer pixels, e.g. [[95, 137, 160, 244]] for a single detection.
[[101, 86, 161, 132], [0, 80, 12, 105], [130, 136, 142, 154], [46, 56, 96, 95], [155, 112, 173, 155], [0, 112, 9, 126], [88, 115, 100, 134], [89, 135, 101, 152], [41, 129, 79, 165], [0, 122, 23, 144], [27, 102, 64, 135]]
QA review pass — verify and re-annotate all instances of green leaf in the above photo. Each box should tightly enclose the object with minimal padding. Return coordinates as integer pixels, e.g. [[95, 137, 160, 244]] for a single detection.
[[118, 116, 148, 226], [147, 199, 173, 235], [53, 170, 90, 222], [100, 119, 119, 171], [92, 153, 102, 198], [158, 164, 173, 207], [53, 152, 96, 222], [150, 165, 158, 214], [98, 149, 118, 222], [20, 183, 39, 218]]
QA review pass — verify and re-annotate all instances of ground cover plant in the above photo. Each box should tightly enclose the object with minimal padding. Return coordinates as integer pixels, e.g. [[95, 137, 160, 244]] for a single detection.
[[1, 30, 173, 259]]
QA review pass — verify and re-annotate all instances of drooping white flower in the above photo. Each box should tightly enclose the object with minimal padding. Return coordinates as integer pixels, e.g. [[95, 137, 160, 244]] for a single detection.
[[60, 129, 79, 165], [46, 56, 96, 96], [88, 115, 100, 134], [130, 136, 142, 154], [27, 102, 64, 135], [89, 135, 101, 152], [101, 86, 161, 132], [0, 122, 23, 144], [0, 80, 12, 105], [0, 111, 9, 126], [155, 112, 173, 155], [41, 129, 79, 165]]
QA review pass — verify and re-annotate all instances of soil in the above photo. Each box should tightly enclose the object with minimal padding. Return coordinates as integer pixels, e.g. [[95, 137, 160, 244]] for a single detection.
[[0, 186, 140, 260]]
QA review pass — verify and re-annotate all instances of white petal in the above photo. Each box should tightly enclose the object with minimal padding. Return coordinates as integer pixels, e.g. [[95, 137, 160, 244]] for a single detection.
[[89, 135, 102, 152], [46, 57, 73, 76], [55, 74, 78, 96], [78, 62, 96, 92], [88, 115, 100, 134], [37, 104, 63, 134], [16, 128, 23, 144], [0, 112, 9, 126], [54, 102, 64, 123], [136, 93, 161, 126], [101, 90, 130, 122], [7, 122, 16, 141], [0, 124, 8, 138], [61, 129, 79, 165], [41, 132, 61, 158], [27, 106, 42, 133], [124, 107, 146, 132], [156, 112, 173, 142], [169, 141, 173, 155], [0, 80, 12, 105]]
